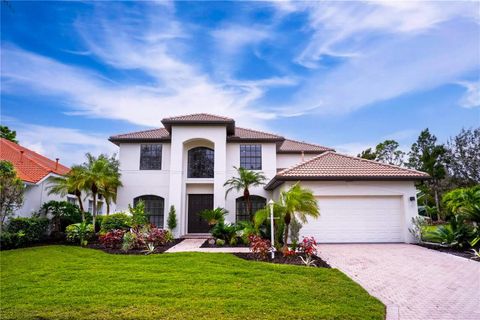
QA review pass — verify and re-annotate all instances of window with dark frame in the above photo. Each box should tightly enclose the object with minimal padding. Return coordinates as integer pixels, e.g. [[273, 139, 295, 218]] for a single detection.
[[133, 195, 165, 227], [188, 147, 214, 178], [236, 195, 267, 222], [140, 144, 162, 170], [240, 144, 262, 170]]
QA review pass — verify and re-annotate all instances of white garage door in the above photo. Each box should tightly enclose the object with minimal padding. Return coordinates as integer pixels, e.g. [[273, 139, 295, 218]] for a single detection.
[[300, 196, 404, 243]]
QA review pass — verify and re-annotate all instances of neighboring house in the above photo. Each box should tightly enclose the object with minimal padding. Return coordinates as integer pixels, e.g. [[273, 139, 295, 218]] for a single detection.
[[0, 138, 103, 216], [109, 113, 429, 243]]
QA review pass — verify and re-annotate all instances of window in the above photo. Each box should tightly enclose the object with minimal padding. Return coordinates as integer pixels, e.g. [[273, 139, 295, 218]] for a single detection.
[[88, 200, 93, 213], [67, 196, 77, 205], [140, 144, 162, 170], [188, 147, 214, 178], [240, 144, 262, 170], [88, 200, 103, 215], [236, 195, 266, 222], [134, 195, 165, 227]]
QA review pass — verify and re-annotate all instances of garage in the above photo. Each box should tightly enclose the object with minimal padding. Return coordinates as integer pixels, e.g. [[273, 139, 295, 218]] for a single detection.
[[300, 196, 404, 243]]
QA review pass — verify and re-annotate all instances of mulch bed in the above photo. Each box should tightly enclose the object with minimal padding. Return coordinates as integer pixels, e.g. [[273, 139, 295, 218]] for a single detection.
[[417, 243, 478, 261], [86, 238, 183, 255], [233, 252, 331, 268], [200, 239, 248, 248]]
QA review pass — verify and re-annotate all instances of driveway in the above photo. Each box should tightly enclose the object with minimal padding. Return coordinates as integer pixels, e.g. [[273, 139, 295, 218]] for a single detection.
[[319, 244, 480, 320]]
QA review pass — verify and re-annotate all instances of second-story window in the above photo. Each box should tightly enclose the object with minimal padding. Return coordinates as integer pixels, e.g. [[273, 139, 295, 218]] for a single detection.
[[240, 144, 262, 170], [140, 144, 162, 170], [188, 147, 214, 178]]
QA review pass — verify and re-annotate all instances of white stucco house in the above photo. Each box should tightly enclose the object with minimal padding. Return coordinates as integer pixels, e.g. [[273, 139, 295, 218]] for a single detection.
[[0, 138, 103, 217], [110, 113, 429, 243]]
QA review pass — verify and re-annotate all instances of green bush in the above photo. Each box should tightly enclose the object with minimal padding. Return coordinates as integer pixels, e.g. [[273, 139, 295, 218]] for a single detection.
[[66, 222, 94, 246], [100, 213, 132, 232], [1, 217, 49, 249], [41, 201, 88, 232], [211, 222, 238, 243], [167, 205, 177, 231], [128, 201, 148, 227]]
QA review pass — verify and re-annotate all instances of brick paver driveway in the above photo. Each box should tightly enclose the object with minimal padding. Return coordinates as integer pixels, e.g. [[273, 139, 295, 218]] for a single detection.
[[319, 244, 479, 320]]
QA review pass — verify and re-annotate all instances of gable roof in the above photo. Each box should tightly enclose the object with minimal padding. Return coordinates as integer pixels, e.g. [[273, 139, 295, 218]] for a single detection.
[[227, 127, 284, 142], [277, 139, 334, 153], [161, 113, 235, 134], [0, 138, 70, 184], [265, 151, 429, 190]]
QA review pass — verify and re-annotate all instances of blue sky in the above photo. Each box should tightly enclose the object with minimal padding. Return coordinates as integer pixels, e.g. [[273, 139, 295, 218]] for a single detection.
[[1, 1, 479, 165]]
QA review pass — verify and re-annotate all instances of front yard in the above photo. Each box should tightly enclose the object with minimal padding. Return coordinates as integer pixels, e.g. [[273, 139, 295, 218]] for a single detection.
[[0, 246, 384, 319]]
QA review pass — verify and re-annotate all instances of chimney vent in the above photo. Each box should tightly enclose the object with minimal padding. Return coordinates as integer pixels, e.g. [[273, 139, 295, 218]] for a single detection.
[[55, 158, 59, 170], [20, 150, 24, 162]]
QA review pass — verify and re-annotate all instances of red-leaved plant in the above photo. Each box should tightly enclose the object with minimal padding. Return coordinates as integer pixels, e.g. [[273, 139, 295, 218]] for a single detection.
[[298, 237, 317, 256], [248, 235, 271, 260], [99, 229, 125, 249]]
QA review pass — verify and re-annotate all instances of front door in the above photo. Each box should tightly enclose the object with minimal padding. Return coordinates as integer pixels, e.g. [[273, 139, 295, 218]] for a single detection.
[[188, 194, 213, 233]]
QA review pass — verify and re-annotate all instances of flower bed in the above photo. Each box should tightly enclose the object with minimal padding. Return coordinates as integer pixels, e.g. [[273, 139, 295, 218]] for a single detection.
[[87, 238, 183, 255], [233, 252, 331, 268], [200, 238, 248, 248]]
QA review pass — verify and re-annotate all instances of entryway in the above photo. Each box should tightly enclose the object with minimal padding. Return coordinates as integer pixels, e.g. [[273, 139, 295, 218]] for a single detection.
[[187, 194, 213, 233]]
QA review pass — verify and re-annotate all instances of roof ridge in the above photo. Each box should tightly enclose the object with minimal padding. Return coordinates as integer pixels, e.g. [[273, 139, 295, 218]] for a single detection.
[[163, 113, 234, 121], [283, 137, 334, 150], [235, 126, 284, 138], [332, 152, 429, 176]]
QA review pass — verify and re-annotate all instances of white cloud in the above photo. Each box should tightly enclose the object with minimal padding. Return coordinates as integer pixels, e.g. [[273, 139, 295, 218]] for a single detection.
[[3, 118, 117, 166], [457, 81, 480, 108], [212, 24, 271, 56]]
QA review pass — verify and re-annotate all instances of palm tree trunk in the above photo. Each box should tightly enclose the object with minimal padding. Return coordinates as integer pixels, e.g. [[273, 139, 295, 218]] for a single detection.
[[75, 190, 85, 222], [244, 188, 251, 220], [106, 201, 110, 215], [283, 213, 291, 252], [92, 192, 97, 232]]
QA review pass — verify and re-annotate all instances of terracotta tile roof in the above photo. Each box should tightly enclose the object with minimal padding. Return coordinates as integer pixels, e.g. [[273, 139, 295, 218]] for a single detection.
[[162, 113, 234, 122], [109, 128, 170, 144], [265, 151, 429, 189], [0, 138, 70, 184], [277, 139, 334, 153], [227, 127, 284, 141]]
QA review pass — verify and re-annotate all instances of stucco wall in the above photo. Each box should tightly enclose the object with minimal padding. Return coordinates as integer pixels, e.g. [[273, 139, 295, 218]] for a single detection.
[[276, 153, 319, 170]]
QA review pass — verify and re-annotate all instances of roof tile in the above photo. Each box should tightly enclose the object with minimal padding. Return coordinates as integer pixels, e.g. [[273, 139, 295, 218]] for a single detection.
[[0, 138, 70, 183], [278, 139, 334, 153]]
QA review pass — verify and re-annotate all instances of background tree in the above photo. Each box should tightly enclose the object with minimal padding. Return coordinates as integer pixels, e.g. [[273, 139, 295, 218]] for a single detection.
[[445, 128, 480, 186], [224, 166, 266, 220], [0, 160, 24, 227], [0, 126, 18, 143], [407, 129, 447, 212], [357, 148, 376, 160], [358, 140, 405, 166]]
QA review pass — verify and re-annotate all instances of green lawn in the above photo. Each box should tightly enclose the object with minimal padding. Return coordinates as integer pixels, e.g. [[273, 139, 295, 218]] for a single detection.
[[0, 246, 385, 320]]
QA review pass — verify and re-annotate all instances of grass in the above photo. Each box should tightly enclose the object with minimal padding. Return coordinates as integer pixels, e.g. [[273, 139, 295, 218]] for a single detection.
[[1, 246, 385, 320]]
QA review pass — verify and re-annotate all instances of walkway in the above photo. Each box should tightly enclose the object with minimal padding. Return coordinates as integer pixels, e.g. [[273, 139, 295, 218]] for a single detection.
[[166, 238, 250, 253]]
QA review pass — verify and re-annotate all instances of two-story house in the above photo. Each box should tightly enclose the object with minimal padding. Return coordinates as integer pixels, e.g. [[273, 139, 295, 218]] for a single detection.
[[109, 114, 428, 243]]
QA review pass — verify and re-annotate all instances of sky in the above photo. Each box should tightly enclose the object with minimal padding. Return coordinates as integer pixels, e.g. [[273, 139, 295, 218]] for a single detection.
[[1, 0, 479, 166]]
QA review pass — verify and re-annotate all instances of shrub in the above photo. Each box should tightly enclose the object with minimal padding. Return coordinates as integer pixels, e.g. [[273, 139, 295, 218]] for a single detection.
[[122, 231, 137, 251], [41, 200, 86, 232], [167, 205, 177, 231], [2, 217, 49, 249], [216, 239, 225, 246], [211, 222, 238, 243], [200, 207, 227, 226], [66, 222, 94, 246], [249, 235, 270, 260], [128, 201, 148, 227], [236, 220, 257, 244], [99, 229, 125, 249], [100, 213, 131, 232], [298, 237, 317, 256], [145, 228, 170, 246]]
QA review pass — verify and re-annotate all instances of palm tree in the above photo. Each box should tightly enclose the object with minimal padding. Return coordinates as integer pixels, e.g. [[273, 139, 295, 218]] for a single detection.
[[101, 176, 123, 215], [200, 207, 228, 226], [80, 153, 121, 228], [48, 166, 86, 221], [224, 166, 266, 220], [255, 183, 319, 252]]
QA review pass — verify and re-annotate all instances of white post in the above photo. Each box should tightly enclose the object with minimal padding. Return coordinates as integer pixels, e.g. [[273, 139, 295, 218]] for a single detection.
[[268, 199, 275, 259]]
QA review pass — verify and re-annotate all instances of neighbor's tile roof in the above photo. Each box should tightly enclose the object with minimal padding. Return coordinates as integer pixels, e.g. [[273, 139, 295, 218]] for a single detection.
[[162, 113, 234, 122], [276, 151, 430, 179], [277, 139, 334, 153], [228, 127, 284, 141], [0, 138, 70, 183]]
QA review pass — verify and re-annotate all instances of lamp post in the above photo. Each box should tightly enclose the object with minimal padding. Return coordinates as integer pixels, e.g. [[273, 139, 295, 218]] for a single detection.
[[268, 199, 275, 259]]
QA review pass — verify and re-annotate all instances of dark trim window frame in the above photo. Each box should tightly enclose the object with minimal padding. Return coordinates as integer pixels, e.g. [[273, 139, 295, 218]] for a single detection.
[[236, 195, 267, 222], [188, 147, 214, 178], [140, 144, 162, 170], [240, 144, 262, 170], [133, 195, 165, 227]]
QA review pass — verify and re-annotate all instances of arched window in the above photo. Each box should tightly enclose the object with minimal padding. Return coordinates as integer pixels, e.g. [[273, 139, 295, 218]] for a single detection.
[[133, 195, 165, 227], [188, 147, 214, 178], [236, 195, 266, 222]]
